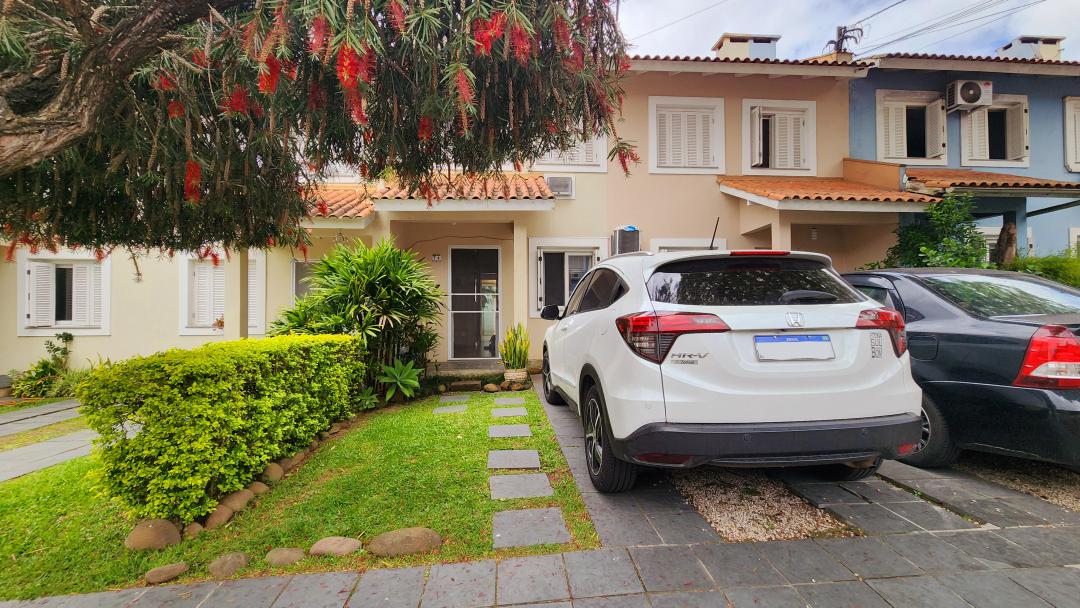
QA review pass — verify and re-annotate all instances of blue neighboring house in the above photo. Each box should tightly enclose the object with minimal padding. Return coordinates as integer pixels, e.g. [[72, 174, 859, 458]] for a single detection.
[[849, 36, 1080, 257]]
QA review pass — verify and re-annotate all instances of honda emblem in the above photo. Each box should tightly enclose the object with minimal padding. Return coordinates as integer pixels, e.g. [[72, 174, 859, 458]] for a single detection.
[[786, 312, 804, 328]]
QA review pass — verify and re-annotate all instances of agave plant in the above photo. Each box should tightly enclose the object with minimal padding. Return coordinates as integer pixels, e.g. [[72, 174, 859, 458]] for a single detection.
[[377, 359, 422, 402], [499, 323, 531, 371]]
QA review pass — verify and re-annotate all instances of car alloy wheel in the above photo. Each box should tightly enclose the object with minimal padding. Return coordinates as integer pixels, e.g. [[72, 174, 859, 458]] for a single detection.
[[915, 409, 932, 453], [542, 355, 553, 393], [584, 396, 604, 476]]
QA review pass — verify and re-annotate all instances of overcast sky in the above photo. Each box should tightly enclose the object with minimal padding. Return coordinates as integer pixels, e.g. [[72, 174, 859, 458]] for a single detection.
[[617, 0, 1077, 60]]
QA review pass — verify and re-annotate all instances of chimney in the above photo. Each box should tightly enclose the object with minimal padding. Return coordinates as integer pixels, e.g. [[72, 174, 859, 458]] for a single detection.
[[996, 35, 1065, 60], [712, 33, 780, 60]]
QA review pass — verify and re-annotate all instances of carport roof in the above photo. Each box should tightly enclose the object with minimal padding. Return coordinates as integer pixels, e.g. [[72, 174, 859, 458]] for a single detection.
[[905, 169, 1080, 197], [716, 175, 939, 204]]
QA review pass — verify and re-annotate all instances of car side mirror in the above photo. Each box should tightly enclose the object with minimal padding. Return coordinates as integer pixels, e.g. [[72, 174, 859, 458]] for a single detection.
[[540, 305, 561, 320]]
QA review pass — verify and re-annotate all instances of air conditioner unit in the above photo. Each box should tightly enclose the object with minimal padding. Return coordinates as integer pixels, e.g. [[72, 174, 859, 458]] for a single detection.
[[946, 80, 993, 111], [544, 175, 574, 198], [611, 226, 640, 255]]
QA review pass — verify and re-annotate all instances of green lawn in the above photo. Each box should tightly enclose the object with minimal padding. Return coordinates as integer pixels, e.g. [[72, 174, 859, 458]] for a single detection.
[[0, 416, 89, 452], [0, 390, 597, 600]]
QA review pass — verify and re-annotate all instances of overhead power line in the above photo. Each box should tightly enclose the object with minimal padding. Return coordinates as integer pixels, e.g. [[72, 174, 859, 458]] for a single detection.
[[853, 0, 1018, 55], [628, 0, 738, 42], [911, 0, 1046, 53], [852, 0, 909, 25]]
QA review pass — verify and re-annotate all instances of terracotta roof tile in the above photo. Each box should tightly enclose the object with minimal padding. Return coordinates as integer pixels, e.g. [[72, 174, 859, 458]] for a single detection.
[[716, 176, 938, 203], [631, 54, 872, 67], [872, 52, 1080, 67], [314, 187, 376, 219], [906, 169, 1079, 190], [374, 173, 554, 200]]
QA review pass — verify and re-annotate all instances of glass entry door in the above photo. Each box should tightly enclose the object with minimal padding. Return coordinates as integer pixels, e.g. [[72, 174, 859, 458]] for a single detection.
[[450, 248, 500, 359]]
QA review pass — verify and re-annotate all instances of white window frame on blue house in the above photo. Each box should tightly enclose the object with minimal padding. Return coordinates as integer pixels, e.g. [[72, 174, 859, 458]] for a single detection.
[[875, 90, 948, 166], [1065, 97, 1080, 173], [960, 94, 1030, 169]]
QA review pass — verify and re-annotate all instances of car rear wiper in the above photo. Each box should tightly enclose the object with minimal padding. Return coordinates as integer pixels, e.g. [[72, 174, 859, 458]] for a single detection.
[[778, 290, 839, 304]]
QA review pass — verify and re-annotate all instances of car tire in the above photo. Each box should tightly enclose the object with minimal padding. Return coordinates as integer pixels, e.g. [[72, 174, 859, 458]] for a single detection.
[[900, 395, 960, 468], [582, 383, 636, 493], [541, 348, 566, 406], [817, 457, 882, 481]]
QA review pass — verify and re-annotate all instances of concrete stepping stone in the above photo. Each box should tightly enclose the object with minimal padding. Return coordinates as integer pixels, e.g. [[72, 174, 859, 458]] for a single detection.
[[492, 407, 528, 418], [489, 473, 553, 499], [492, 507, 571, 548], [439, 395, 468, 403], [496, 554, 569, 605], [489, 424, 531, 438], [487, 450, 541, 469], [422, 561, 496, 608], [433, 404, 467, 414], [274, 572, 359, 608], [495, 397, 526, 405], [353, 567, 425, 608]]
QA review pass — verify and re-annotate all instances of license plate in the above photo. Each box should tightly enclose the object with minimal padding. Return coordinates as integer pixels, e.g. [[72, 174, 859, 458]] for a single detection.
[[754, 335, 835, 361]]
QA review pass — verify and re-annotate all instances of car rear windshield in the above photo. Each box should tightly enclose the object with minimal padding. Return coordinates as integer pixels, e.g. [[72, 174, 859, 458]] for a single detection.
[[647, 257, 862, 306], [920, 274, 1080, 317]]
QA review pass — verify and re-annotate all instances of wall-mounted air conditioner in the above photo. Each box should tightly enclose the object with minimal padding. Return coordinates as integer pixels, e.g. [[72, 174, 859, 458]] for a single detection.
[[946, 80, 993, 111], [544, 175, 575, 198], [611, 226, 640, 255]]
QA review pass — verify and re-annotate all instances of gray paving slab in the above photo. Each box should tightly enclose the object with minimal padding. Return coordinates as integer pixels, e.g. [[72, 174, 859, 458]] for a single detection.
[[495, 554, 568, 605], [876, 459, 962, 481], [349, 567, 425, 608], [882, 500, 979, 532], [205, 576, 290, 607], [826, 503, 924, 535], [489, 424, 532, 438], [272, 572, 359, 608], [789, 482, 867, 507], [956, 498, 1050, 527], [0, 408, 81, 438], [432, 404, 467, 414], [999, 494, 1080, 526], [816, 536, 923, 579], [840, 479, 921, 503], [492, 508, 570, 548], [881, 533, 989, 573], [489, 473, 553, 499], [933, 530, 1050, 569], [33, 588, 145, 607], [645, 591, 727, 608], [563, 548, 643, 598], [421, 561, 496, 608], [756, 539, 856, 584], [494, 397, 525, 406], [507, 603, 569, 608], [628, 545, 713, 593], [0, 430, 97, 482], [0, 399, 78, 425], [723, 586, 805, 608], [643, 509, 719, 545], [997, 526, 1080, 565], [492, 407, 528, 418], [128, 582, 219, 608], [795, 581, 891, 608], [438, 395, 468, 403], [936, 571, 1053, 607], [571, 595, 649, 608], [692, 543, 786, 588], [901, 478, 993, 503], [867, 577, 970, 608], [579, 494, 663, 547], [1006, 567, 1080, 608], [487, 450, 541, 470]]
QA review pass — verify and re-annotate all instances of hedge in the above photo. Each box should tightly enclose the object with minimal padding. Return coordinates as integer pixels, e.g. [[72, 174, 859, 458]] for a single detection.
[[79, 335, 367, 523]]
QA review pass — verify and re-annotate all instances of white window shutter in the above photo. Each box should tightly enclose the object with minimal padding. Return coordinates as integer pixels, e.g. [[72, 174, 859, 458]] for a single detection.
[[967, 109, 990, 160], [772, 114, 793, 169], [1069, 99, 1080, 170], [247, 257, 259, 330], [925, 99, 946, 159], [1006, 103, 1028, 161], [880, 102, 907, 158], [656, 109, 671, 167], [669, 111, 685, 167], [582, 139, 597, 164], [685, 112, 700, 166], [190, 262, 212, 326], [71, 264, 91, 326], [700, 111, 713, 167], [27, 261, 55, 328], [89, 264, 103, 327], [791, 115, 804, 169], [212, 264, 226, 326], [750, 106, 764, 167]]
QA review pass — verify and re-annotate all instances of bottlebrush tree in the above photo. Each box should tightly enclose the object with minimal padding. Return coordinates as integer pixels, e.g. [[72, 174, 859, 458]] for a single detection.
[[0, 0, 632, 253]]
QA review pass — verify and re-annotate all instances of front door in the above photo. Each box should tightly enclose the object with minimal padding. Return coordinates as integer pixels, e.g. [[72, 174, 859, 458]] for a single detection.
[[450, 248, 500, 359]]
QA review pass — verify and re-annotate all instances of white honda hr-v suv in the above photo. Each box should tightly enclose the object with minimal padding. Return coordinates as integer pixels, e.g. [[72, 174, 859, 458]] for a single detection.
[[540, 250, 923, 493]]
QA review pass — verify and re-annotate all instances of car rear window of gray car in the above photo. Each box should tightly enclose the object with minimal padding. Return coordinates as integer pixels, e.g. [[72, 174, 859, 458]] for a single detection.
[[920, 274, 1080, 317], [647, 257, 862, 306]]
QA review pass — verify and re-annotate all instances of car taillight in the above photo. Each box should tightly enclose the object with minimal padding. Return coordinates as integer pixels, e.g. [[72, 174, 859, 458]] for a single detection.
[[615, 312, 730, 363], [856, 308, 907, 357], [1014, 325, 1080, 389]]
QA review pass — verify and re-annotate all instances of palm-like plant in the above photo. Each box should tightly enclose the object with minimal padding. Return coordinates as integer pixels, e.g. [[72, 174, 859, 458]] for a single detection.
[[499, 323, 530, 371], [377, 359, 422, 402]]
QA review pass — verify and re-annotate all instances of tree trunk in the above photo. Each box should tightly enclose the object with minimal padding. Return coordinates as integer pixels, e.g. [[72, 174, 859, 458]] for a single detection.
[[994, 217, 1018, 267]]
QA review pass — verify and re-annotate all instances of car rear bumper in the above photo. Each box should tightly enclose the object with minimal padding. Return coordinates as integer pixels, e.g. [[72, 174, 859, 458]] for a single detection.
[[610, 413, 923, 468]]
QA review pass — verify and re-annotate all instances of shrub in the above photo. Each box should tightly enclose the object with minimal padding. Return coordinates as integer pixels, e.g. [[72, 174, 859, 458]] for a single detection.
[[499, 323, 530, 370], [1005, 252, 1080, 289], [11, 332, 73, 398], [78, 335, 367, 523], [377, 358, 422, 402], [877, 193, 988, 269]]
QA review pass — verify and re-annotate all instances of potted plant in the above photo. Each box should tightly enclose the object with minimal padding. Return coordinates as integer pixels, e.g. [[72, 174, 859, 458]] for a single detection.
[[499, 323, 530, 383]]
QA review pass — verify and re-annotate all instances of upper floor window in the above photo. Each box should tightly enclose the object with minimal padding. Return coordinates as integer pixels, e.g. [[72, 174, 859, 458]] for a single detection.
[[19, 251, 109, 336], [961, 94, 1029, 168], [743, 99, 817, 175], [1065, 97, 1080, 173], [876, 90, 946, 165], [532, 135, 607, 173], [649, 96, 724, 174]]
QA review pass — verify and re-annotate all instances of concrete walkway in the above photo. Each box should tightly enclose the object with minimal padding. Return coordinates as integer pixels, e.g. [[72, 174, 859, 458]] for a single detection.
[[0, 399, 80, 437], [0, 428, 96, 482]]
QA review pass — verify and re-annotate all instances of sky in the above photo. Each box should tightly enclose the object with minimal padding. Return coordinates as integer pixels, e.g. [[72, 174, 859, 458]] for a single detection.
[[617, 0, 1078, 60]]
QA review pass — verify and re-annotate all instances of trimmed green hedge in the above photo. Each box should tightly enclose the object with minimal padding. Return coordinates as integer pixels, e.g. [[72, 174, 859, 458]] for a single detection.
[[79, 335, 367, 523]]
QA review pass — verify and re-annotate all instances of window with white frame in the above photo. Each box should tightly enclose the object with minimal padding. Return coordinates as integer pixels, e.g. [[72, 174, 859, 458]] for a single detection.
[[1065, 97, 1080, 172], [293, 260, 316, 299], [180, 251, 265, 335], [649, 96, 724, 174], [876, 90, 947, 164], [649, 237, 727, 252], [743, 99, 816, 175], [962, 94, 1030, 167], [532, 135, 607, 173], [18, 250, 109, 336], [977, 226, 1033, 258], [529, 237, 608, 316]]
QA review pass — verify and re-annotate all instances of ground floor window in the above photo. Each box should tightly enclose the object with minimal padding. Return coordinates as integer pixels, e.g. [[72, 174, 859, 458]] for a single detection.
[[293, 260, 316, 299], [22, 258, 105, 332], [180, 251, 265, 335], [529, 237, 609, 317]]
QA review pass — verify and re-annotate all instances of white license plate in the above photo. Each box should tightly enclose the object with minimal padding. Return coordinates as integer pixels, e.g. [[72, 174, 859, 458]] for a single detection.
[[754, 335, 835, 361]]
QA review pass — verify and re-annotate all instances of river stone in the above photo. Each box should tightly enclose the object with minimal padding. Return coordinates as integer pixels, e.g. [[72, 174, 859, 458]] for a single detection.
[[183, 523, 204, 540], [510, 382, 527, 391], [330, 423, 343, 434], [318, 431, 330, 440], [265, 547, 306, 566], [276, 457, 294, 471], [204, 504, 234, 530], [208, 552, 249, 578], [438, 384, 447, 393], [261, 462, 284, 482], [220, 489, 254, 511], [483, 383, 500, 393], [366, 527, 442, 557], [499, 380, 511, 391], [124, 519, 181, 551], [145, 562, 188, 584], [247, 481, 270, 495], [309, 536, 362, 556]]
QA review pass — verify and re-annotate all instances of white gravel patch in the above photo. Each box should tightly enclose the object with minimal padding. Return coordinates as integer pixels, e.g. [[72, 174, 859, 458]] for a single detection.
[[956, 452, 1080, 513], [673, 468, 853, 543]]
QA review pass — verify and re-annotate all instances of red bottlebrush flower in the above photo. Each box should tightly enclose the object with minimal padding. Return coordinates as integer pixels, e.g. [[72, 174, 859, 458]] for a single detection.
[[509, 23, 532, 66], [345, 89, 368, 125], [618, 55, 632, 74], [513, 158, 523, 173], [388, 0, 407, 36], [564, 43, 585, 72], [4, 240, 16, 263], [454, 67, 474, 107], [359, 163, 369, 178], [282, 60, 298, 80], [579, 13, 594, 34], [266, 237, 275, 247], [308, 15, 330, 57], [94, 248, 106, 262], [167, 99, 185, 119], [473, 20, 494, 56], [336, 45, 372, 90], [192, 50, 209, 68], [251, 102, 265, 118], [157, 73, 176, 91], [29, 244, 39, 255], [553, 15, 571, 51], [298, 243, 309, 261], [210, 252, 221, 267], [259, 56, 282, 94], [418, 116, 433, 141], [617, 148, 641, 176], [241, 19, 259, 57], [544, 120, 559, 134], [317, 200, 330, 216], [488, 12, 507, 39], [224, 86, 251, 114], [184, 160, 202, 202], [306, 80, 326, 111]]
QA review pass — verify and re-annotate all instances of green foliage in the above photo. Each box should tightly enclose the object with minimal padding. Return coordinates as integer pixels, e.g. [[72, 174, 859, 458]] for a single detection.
[[11, 333, 73, 398], [377, 359, 422, 402], [499, 323, 531, 369], [78, 335, 368, 523], [1005, 251, 1080, 289], [880, 193, 989, 268]]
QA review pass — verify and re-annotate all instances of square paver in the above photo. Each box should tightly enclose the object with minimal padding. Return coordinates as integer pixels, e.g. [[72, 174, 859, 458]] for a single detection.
[[129, 583, 219, 608], [790, 483, 867, 507], [882, 533, 988, 573], [205, 577, 290, 607], [628, 545, 713, 593], [421, 561, 496, 608], [439, 395, 468, 403], [487, 449, 540, 470], [489, 424, 532, 438], [432, 405, 466, 415], [883, 500, 978, 532], [827, 503, 924, 535], [936, 572, 1053, 607], [496, 554, 569, 605], [840, 479, 921, 503], [350, 567, 425, 608], [795, 581, 891, 607], [1000, 495, 1080, 526], [564, 548, 643, 598], [492, 508, 570, 548], [43, 588, 147, 608], [581, 496, 664, 546], [934, 530, 1049, 569], [1007, 567, 1080, 607], [956, 499, 1049, 527], [572, 595, 650, 608], [816, 537, 923, 579], [693, 543, 786, 588], [644, 510, 720, 545], [646, 591, 727, 608], [489, 473, 553, 499], [492, 407, 528, 418], [274, 572, 359, 608], [755, 540, 856, 584], [998, 527, 1080, 565], [495, 397, 526, 405], [723, 586, 806, 608], [868, 577, 970, 608]]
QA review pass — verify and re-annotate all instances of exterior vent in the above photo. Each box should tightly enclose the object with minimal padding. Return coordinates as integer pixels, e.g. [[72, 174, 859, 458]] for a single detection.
[[545, 175, 574, 198], [611, 226, 640, 255], [945, 80, 993, 111]]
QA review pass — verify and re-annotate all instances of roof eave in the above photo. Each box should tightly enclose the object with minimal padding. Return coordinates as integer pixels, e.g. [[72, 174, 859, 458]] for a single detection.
[[630, 58, 870, 78], [944, 186, 1080, 198], [870, 56, 1080, 77]]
